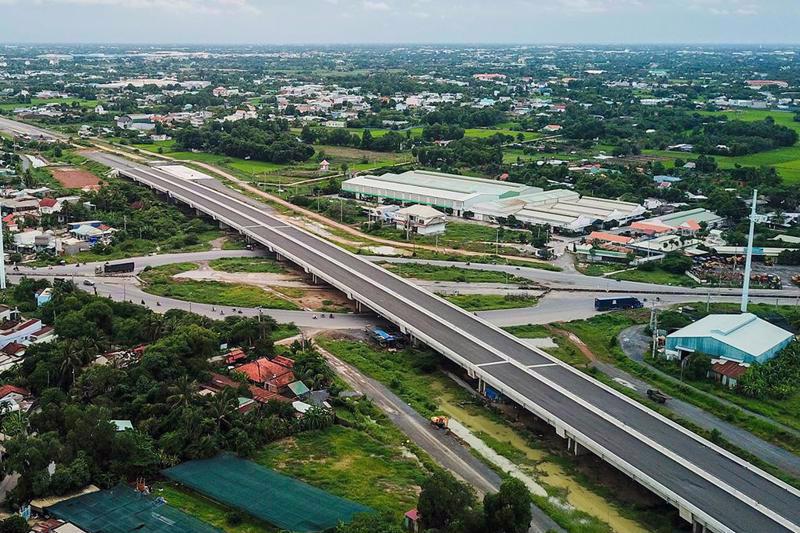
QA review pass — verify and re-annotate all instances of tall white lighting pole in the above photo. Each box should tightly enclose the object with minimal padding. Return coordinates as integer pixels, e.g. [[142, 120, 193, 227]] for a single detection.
[[741, 189, 758, 313], [0, 213, 6, 290]]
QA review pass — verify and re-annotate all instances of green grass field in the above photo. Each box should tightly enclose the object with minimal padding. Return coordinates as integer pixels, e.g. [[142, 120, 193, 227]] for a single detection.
[[645, 109, 800, 183], [130, 140, 408, 182], [0, 97, 99, 111], [443, 293, 537, 311], [609, 266, 698, 287], [300, 126, 541, 142], [156, 483, 277, 533], [256, 425, 426, 518], [382, 262, 530, 284], [140, 263, 299, 309], [208, 257, 287, 274]]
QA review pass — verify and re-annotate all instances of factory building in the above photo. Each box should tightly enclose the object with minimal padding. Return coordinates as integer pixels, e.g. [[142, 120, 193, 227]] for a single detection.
[[342, 170, 645, 233], [665, 313, 794, 364], [342, 170, 536, 216]]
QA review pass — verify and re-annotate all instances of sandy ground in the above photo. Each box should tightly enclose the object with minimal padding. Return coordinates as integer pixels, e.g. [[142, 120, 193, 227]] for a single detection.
[[174, 268, 309, 288], [50, 166, 101, 189], [173, 262, 354, 312]]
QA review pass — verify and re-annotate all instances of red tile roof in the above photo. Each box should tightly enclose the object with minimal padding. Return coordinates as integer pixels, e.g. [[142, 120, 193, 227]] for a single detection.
[[204, 373, 240, 392], [405, 509, 420, 521], [225, 348, 246, 364], [711, 360, 749, 380], [0, 384, 30, 398], [39, 198, 57, 207], [249, 386, 289, 403], [630, 220, 674, 235], [234, 358, 295, 390], [587, 231, 631, 245], [272, 355, 295, 368], [678, 220, 701, 231], [1, 342, 25, 355]]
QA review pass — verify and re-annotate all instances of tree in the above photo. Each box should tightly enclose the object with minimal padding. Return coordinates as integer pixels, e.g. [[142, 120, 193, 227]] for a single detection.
[[417, 471, 476, 530], [360, 129, 374, 150], [483, 478, 532, 533], [661, 252, 691, 274], [0, 516, 28, 533]]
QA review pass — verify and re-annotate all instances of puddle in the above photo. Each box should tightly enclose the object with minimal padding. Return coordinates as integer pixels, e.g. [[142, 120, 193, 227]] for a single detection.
[[539, 463, 647, 533], [437, 391, 647, 533]]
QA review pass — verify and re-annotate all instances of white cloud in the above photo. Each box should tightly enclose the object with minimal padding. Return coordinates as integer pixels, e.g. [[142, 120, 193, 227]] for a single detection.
[[9, 0, 261, 14], [363, 0, 390, 11]]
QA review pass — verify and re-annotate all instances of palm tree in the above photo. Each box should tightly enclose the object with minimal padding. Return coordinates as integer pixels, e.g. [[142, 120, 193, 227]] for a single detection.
[[59, 339, 84, 388], [208, 388, 238, 434], [1, 411, 29, 438], [142, 314, 167, 342], [301, 406, 333, 431], [167, 375, 197, 410]]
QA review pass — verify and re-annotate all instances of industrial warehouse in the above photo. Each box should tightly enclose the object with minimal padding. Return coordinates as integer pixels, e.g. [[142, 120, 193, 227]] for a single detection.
[[342, 170, 646, 233]]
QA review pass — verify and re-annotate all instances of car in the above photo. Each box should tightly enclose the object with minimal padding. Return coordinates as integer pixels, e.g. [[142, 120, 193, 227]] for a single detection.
[[83, 279, 95, 287]]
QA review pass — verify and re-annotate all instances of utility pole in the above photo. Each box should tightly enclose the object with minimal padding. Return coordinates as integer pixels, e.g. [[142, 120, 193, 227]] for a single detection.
[[741, 189, 758, 313], [0, 214, 6, 290], [650, 303, 658, 359]]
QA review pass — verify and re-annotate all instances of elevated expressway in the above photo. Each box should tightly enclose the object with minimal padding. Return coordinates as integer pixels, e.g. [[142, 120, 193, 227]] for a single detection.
[[85, 151, 800, 533]]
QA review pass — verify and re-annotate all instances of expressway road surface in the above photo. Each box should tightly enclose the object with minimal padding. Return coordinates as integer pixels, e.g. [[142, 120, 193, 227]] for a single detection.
[[82, 150, 800, 533], [0, 116, 66, 141]]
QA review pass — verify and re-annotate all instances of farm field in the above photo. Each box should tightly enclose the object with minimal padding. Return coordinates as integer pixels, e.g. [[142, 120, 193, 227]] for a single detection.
[[128, 140, 409, 181], [296, 125, 541, 141], [644, 110, 800, 183], [50, 166, 101, 189], [442, 293, 538, 311], [256, 425, 426, 518], [0, 97, 100, 111]]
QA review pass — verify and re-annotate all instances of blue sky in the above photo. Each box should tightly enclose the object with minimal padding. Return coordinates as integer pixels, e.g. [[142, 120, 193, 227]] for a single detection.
[[0, 0, 796, 44]]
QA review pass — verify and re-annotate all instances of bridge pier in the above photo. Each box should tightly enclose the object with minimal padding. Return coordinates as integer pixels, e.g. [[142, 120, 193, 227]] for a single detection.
[[567, 437, 588, 456], [678, 506, 708, 533], [218, 221, 230, 230]]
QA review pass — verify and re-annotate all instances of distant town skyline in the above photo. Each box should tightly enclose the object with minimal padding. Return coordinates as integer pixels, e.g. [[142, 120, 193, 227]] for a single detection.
[[0, 0, 797, 45]]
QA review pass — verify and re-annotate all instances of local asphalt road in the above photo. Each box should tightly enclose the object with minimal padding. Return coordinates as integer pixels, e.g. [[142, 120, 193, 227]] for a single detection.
[[8, 251, 374, 329]]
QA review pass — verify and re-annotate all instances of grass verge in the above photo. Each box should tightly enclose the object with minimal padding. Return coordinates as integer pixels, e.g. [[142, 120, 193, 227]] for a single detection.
[[140, 263, 299, 310]]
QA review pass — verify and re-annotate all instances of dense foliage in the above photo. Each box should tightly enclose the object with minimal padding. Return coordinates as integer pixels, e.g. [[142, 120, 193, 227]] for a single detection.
[[739, 342, 800, 400], [174, 119, 314, 163], [0, 280, 332, 505]]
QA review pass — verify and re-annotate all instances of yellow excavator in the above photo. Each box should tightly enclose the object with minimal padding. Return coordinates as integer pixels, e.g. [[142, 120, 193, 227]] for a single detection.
[[430, 416, 449, 430]]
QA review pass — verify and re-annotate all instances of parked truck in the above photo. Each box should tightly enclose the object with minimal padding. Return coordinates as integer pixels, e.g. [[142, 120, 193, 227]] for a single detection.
[[95, 261, 135, 275], [647, 389, 669, 404], [594, 296, 643, 311]]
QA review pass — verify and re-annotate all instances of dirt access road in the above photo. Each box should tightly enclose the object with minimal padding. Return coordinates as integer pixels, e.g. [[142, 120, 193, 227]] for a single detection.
[[316, 341, 564, 533]]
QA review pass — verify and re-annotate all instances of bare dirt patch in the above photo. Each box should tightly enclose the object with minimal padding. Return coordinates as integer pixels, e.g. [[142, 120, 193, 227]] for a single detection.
[[50, 166, 101, 190]]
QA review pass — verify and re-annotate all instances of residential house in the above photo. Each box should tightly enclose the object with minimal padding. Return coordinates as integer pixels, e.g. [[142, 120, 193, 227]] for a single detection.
[[234, 356, 296, 394], [0, 384, 32, 414], [68, 220, 117, 246], [394, 205, 447, 236]]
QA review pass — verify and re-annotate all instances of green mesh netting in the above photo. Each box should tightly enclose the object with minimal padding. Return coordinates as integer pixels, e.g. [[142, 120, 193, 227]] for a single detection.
[[162, 454, 372, 532], [48, 484, 221, 533]]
